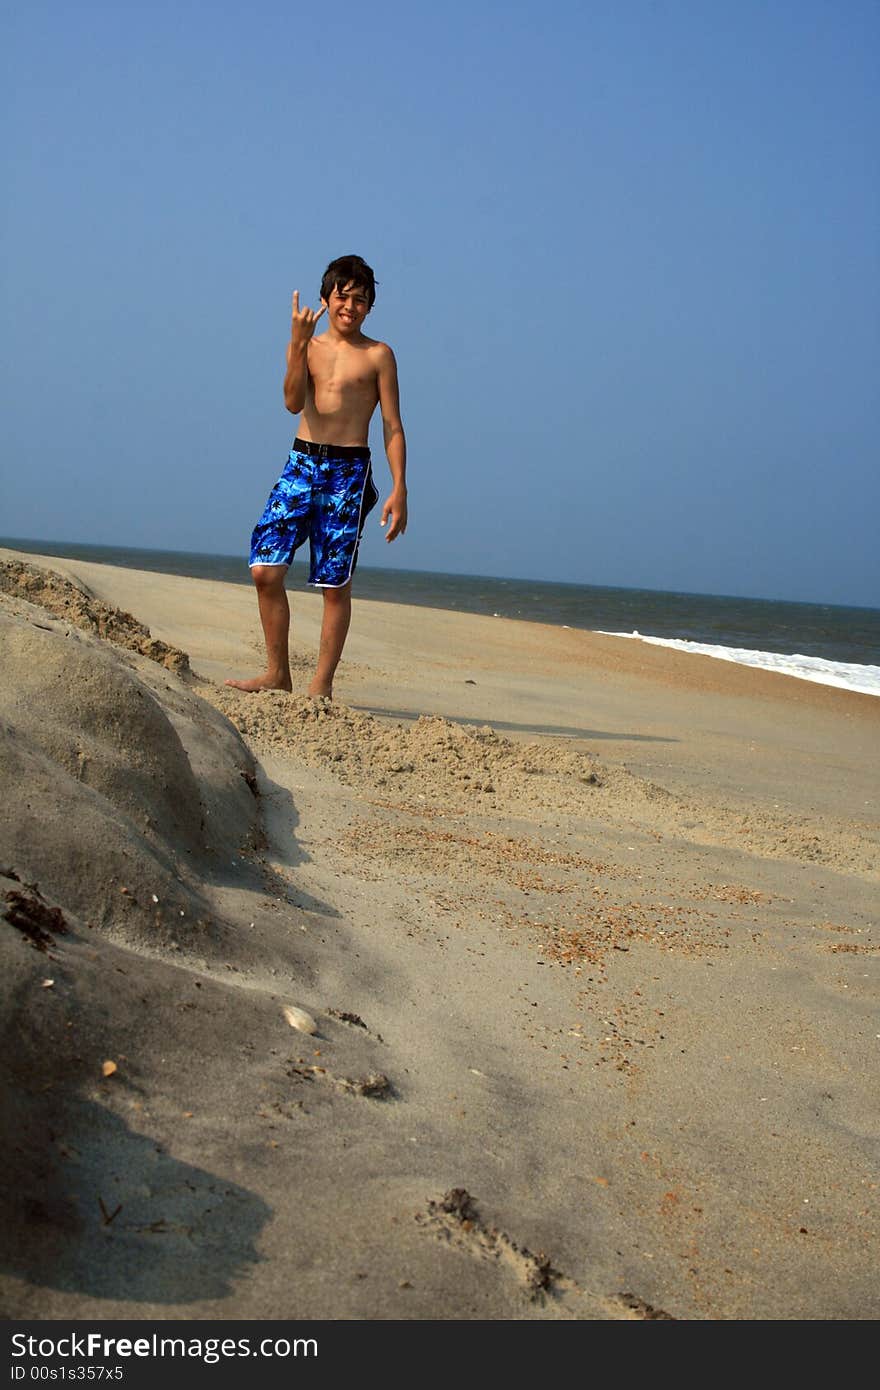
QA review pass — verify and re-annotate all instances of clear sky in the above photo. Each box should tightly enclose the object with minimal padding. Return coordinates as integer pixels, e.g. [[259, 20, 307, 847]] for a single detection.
[[3, 0, 878, 606]]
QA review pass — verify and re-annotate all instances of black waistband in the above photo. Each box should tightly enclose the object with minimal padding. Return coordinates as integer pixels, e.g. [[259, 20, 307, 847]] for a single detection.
[[293, 437, 370, 460]]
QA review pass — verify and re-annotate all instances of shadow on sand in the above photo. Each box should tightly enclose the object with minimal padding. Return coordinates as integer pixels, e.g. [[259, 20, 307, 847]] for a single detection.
[[2, 1097, 271, 1304], [354, 705, 676, 745]]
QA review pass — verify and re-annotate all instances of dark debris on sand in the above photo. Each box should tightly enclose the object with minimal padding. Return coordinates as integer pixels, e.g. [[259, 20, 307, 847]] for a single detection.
[[617, 1291, 677, 1320], [341, 1072, 393, 1100], [4, 884, 69, 951], [426, 1187, 561, 1299], [240, 770, 260, 797], [327, 1008, 368, 1030]]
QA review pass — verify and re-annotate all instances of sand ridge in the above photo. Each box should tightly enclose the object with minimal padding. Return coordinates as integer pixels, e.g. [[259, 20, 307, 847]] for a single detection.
[[0, 558, 191, 676], [206, 685, 879, 878]]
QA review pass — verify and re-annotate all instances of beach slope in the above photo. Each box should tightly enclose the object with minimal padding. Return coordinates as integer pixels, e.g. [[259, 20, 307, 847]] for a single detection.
[[1, 549, 877, 1320]]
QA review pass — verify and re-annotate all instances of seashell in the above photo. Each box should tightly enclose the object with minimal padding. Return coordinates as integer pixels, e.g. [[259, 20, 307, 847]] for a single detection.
[[283, 1005, 318, 1035]]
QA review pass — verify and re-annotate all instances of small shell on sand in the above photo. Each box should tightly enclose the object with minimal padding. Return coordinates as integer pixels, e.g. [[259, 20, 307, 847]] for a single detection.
[[283, 1005, 318, 1035]]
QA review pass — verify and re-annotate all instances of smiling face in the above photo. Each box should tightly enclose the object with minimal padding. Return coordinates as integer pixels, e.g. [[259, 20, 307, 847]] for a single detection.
[[325, 280, 371, 336]]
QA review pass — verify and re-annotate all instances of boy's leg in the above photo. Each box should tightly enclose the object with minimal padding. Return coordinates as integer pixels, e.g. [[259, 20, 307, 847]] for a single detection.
[[307, 582, 352, 699], [225, 564, 293, 692]]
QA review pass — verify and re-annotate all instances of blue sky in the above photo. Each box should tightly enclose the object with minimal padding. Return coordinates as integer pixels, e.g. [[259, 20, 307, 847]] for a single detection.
[[2, 0, 878, 605]]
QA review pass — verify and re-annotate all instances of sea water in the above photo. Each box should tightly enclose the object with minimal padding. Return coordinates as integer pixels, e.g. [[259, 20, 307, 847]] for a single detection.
[[2, 536, 878, 697]]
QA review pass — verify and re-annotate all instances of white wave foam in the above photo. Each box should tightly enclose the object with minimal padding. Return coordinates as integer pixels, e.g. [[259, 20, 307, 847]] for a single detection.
[[596, 631, 880, 697]]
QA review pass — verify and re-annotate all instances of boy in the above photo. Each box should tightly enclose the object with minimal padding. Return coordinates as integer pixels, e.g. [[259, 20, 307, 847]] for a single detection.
[[226, 254, 407, 699]]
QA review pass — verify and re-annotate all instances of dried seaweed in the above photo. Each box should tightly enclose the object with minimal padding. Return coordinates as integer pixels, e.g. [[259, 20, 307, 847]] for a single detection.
[[4, 888, 69, 951]]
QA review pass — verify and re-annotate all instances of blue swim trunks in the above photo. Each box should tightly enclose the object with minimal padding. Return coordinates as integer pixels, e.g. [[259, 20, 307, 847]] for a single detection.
[[249, 438, 379, 588]]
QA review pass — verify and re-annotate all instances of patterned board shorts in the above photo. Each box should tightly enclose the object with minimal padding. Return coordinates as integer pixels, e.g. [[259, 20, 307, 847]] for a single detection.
[[249, 438, 379, 588]]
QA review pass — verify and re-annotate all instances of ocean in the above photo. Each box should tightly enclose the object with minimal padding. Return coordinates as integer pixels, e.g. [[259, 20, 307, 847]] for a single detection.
[[2, 536, 878, 697]]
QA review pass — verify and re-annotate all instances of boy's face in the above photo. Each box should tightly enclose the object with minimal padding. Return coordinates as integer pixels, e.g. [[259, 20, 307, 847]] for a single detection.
[[324, 280, 371, 335]]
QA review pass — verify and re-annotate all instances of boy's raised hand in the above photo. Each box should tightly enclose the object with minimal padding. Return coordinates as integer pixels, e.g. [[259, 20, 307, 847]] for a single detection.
[[290, 290, 326, 345]]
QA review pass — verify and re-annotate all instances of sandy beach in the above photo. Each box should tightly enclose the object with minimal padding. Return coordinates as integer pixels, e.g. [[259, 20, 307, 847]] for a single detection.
[[1, 546, 877, 1320]]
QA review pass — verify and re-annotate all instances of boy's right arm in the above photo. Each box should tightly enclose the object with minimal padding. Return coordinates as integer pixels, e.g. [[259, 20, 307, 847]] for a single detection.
[[283, 290, 325, 413]]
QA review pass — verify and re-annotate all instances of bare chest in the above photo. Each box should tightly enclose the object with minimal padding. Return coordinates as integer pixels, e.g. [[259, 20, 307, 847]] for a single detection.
[[310, 342, 377, 398]]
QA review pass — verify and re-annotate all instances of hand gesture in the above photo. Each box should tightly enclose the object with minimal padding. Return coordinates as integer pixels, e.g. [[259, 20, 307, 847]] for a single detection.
[[290, 290, 326, 347]]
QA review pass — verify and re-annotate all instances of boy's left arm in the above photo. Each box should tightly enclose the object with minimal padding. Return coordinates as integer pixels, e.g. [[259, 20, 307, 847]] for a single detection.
[[376, 344, 408, 542]]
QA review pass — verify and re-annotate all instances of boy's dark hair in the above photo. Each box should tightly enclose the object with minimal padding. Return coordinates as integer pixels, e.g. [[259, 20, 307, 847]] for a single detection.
[[320, 254, 377, 309]]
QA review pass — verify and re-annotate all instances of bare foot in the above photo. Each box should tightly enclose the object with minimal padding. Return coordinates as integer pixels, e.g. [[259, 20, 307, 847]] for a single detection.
[[224, 673, 292, 693], [306, 677, 333, 700]]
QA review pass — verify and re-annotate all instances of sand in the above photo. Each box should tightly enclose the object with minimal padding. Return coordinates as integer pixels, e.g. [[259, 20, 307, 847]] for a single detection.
[[1, 546, 878, 1320]]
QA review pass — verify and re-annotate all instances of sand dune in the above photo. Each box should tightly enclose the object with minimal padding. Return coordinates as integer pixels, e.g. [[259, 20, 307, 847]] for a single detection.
[[1, 550, 878, 1320]]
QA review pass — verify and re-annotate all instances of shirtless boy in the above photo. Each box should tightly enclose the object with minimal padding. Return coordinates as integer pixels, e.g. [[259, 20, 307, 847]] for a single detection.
[[227, 254, 407, 699]]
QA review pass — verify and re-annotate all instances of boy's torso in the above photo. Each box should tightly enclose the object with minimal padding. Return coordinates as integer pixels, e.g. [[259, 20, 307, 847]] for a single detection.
[[298, 332, 382, 449]]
